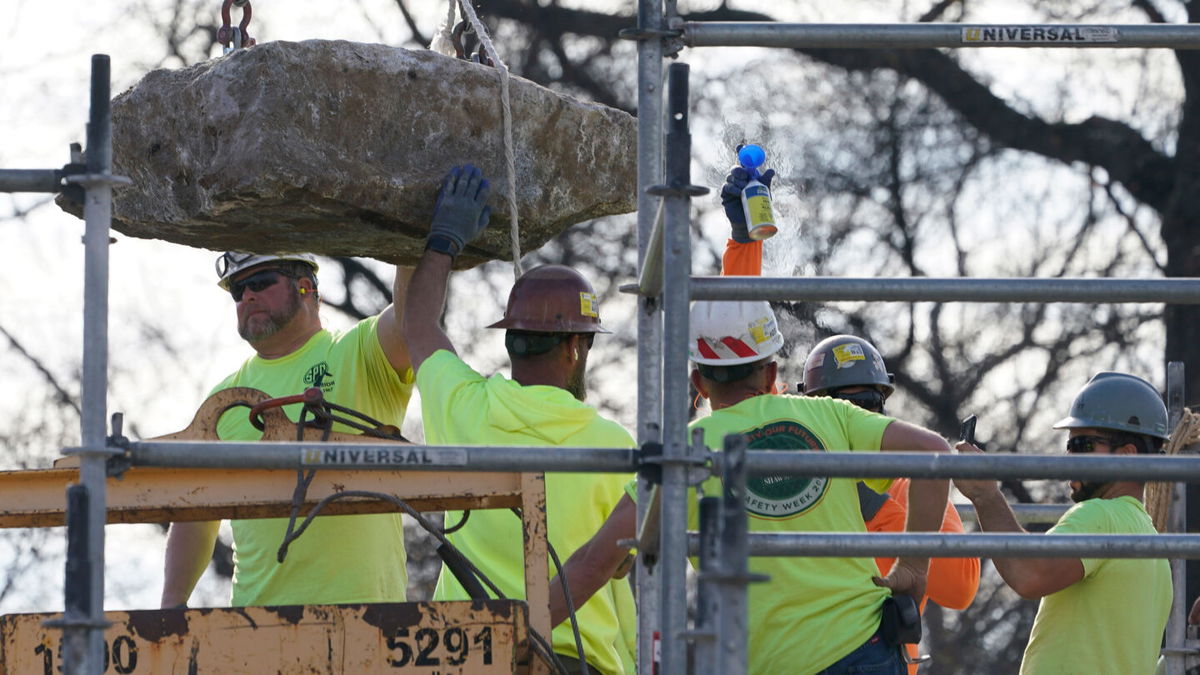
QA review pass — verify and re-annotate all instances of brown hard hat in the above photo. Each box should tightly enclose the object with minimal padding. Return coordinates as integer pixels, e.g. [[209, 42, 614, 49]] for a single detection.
[[486, 264, 611, 334]]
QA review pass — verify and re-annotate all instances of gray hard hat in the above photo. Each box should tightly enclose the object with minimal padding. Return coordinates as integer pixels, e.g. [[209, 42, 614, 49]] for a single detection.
[[800, 335, 894, 397], [1052, 372, 1169, 440]]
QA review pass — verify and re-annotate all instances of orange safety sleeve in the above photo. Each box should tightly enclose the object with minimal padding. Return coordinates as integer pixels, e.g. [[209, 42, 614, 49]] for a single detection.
[[721, 239, 763, 277]]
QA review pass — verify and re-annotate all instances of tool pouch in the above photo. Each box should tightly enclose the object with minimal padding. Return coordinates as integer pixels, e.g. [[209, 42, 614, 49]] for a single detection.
[[880, 595, 922, 646]]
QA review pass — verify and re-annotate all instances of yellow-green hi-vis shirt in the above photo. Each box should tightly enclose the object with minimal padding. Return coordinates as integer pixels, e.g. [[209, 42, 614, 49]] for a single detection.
[[1020, 496, 1171, 675], [211, 316, 414, 607], [418, 350, 635, 675], [689, 394, 895, 675]]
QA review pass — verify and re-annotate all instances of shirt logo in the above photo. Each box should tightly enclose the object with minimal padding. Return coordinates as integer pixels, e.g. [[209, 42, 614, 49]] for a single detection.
[[304, 362, 335, 392], [743, 420, 828, 519]]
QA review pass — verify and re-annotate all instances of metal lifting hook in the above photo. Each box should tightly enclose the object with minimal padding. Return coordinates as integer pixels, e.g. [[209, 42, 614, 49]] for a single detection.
[[450, 19, 494, 67], [218, 0, 257, 54]]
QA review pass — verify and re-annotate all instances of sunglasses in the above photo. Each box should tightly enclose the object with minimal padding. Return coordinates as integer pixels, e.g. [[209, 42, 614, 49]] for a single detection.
[[828, 388, 886, 413], [1065, 435, 1114, 454], [230, 270, 287, 302]]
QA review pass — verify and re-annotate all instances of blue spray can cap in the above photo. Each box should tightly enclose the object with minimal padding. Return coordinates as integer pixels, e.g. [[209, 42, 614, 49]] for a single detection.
[[737, 144, 767, 179]]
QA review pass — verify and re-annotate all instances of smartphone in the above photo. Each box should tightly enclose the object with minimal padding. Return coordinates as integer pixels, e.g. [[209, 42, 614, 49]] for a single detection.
[[960, 414, 978, 446]]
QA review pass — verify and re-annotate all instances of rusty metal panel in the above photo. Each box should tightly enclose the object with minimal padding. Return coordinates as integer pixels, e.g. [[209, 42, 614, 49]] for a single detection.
[[0, 468, 528, 528], [519, 472, 551, 666], [1, 601, 530, 674]]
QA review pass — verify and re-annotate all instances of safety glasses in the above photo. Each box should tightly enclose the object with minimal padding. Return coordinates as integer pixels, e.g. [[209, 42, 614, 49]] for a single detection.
[[229, 270, 286, 302], [828, 389, 886, 413], [1065, 435, 1113, 454]]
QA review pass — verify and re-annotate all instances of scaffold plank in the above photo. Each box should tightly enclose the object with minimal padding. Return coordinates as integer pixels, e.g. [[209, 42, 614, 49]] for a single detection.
[[0, 467, 529, 529]]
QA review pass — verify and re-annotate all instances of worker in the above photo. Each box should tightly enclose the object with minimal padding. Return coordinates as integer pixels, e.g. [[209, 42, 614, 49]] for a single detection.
[[549, 297, 953, 673], [402, 164, 635, 674], [800, 335, 980, 672], [724, 162, 980, 669], [161, 251, 416, 608], [955, 372, 1171, 674]]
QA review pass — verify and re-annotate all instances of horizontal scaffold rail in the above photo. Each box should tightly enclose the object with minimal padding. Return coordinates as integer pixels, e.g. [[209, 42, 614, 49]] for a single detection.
[[690, 276, 1200, 304], [682, 22, 1200, 50], [686, 533, 1200, 559], [728, 451, 1200, 482], [956, 502, 1067, 525], [0, 169, 64, 193], [129, 440, 639, 472]]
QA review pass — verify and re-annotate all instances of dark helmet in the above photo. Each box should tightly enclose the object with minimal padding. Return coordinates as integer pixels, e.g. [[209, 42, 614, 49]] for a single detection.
[[800, 335, 895, 397], [1053, 372, 1169, 440], [486, 264, 611, 334]]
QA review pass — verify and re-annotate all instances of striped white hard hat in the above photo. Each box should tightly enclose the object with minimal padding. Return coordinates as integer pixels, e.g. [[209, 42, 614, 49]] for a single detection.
[[215, 252, 319, 290], [689, 300, 785, 366]]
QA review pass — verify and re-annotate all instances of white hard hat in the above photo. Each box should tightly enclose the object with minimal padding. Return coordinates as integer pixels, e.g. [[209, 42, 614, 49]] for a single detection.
[[215, 252, 320, 290], [689, 300, 785, 366]]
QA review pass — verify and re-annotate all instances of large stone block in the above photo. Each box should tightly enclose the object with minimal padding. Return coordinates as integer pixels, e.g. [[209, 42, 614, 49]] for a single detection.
[[65, 40, 636, 268]]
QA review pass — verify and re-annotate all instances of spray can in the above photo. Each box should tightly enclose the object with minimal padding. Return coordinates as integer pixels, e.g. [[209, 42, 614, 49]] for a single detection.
[[738, 144, 777, 241]]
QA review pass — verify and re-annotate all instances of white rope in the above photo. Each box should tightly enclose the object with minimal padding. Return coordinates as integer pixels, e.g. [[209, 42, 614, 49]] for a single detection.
[[429, 0, 458, 57], [456, 0, 523, 279]]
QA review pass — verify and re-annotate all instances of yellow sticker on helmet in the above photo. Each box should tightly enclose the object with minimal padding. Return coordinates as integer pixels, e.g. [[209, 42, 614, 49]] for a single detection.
[[580, 292, 599, 318], [749, 317, 773, 344], [832, 343, 866, 369]]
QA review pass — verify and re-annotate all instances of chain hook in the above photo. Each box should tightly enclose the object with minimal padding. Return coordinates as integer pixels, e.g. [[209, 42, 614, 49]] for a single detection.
[[449, 19, 494, 67], [218, 0, 256, 54]]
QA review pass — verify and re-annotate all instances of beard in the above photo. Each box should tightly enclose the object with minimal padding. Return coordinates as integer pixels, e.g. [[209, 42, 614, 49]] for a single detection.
[[1070, 480, 1104, 503], [238, 286, 302, 342], [565, 357, 588, 401]]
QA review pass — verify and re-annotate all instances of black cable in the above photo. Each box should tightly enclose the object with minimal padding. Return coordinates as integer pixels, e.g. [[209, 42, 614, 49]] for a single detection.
[[276, 487, 569, 675], [443, 510, 471, 534], [512, 507, 590, 675]]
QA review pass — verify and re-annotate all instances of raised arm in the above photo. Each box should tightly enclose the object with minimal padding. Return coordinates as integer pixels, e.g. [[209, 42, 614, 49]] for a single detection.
[[376, 265, 415, 374], [719, 165, 774, 277], [953, 441, 1083, 599], [401, 165, 491, 374]]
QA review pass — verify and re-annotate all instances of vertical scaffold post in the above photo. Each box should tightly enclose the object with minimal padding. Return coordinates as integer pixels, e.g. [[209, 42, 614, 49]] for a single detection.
[[62, 53, 115, 675], [717, 433, 751, 674], [1166, 361, 1188, 675], [694, 496, 721, 674], [634, 0, 666, 670], [658, 61, 698, 675]]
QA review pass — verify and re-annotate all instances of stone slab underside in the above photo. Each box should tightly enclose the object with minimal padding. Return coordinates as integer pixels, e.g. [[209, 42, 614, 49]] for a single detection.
[[65, 40, 637, 268]]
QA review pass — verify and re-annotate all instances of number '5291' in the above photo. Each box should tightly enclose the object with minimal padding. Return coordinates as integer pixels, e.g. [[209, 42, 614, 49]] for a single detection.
[[387, 626, 494, 668]]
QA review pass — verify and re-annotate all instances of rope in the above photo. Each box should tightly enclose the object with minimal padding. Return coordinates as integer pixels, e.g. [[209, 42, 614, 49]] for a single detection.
[[429, 0, 458, 56], [1147, 409, 1200, 532], [455, 0, 523, 279]]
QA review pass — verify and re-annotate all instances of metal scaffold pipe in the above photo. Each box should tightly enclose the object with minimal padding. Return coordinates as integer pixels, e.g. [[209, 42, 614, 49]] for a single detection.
[[732, 451, 1200, 483], [956, 502, 1068, 525], [129, 441, 639, 472], [690, 276, 1200, 304], [686, 532, 1200, 559], [632, 0, 666, 667], [658, 60, 697, 675], [683, 22, 1200, 50], [0, 169, 63, 193]]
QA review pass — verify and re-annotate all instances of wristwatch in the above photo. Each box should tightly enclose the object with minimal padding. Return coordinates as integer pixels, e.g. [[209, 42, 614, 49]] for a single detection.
[[425, 233, 461, 259]]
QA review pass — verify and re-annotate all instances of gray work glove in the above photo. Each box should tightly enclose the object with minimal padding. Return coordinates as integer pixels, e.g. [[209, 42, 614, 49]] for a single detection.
[[426, 164, 492, 258], [720, 165, 776, 243]]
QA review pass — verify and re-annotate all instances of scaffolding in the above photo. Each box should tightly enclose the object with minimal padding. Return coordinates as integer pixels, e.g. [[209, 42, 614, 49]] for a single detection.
[[629, 8, 1200, 675], [3, 10, 1200, 675]]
